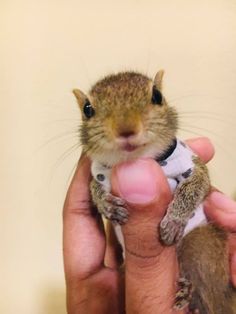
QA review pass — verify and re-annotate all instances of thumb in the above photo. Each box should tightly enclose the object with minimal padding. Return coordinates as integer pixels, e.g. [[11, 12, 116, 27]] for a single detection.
[[111, 158, 181, 314], [111, 158, 172, 258]]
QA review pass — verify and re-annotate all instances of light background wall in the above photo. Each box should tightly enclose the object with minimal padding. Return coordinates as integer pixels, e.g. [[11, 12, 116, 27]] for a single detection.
[[1, 0, 236, 313]]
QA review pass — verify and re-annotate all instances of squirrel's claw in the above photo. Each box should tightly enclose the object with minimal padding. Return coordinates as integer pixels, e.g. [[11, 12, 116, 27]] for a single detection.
[[160, 213, 186, 245]]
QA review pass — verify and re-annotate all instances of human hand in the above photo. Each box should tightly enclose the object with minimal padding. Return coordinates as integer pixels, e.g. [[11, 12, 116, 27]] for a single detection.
[[63, 137, 236, 314], [63, 155, 125, 314], [110, 137, 214, 313], [63, 153, 177, 314]]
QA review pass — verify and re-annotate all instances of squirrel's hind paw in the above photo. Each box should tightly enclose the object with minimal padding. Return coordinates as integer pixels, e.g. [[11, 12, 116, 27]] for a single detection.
[[174, 277, 193, 311]]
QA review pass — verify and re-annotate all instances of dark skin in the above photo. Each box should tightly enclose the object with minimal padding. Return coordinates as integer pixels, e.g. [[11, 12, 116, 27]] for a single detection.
[[63, 137, 236, 314]]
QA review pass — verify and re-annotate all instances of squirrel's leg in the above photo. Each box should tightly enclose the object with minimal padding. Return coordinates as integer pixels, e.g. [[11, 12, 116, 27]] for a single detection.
[[160, 157, 210, 246], [90, 178, 129, 225]]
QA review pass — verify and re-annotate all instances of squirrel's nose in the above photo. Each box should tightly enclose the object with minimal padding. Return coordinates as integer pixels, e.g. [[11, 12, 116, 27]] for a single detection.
[[118, 130, 136, 138]]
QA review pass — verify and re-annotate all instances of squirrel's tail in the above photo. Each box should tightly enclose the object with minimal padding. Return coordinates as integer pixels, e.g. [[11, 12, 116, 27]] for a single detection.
[[178, 224, 236, 314]]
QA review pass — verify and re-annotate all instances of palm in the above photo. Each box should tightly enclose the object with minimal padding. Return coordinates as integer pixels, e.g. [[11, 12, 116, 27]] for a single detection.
[[78, 267, 124, 313]]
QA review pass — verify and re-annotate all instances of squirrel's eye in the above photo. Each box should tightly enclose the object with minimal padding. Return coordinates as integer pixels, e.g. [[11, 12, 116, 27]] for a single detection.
[[151, 86, 163, 105], [83, 100, 95, 118]]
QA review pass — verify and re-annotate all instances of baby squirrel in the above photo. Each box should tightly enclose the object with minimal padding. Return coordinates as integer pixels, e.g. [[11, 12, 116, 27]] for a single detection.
[[73, 71, 236, 313]]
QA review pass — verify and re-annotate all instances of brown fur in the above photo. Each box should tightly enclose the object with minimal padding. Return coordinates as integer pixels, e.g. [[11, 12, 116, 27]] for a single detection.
[[175, 157, 211, 220], [74, 71, 178, 165], [73, 70, 236, 313], [160, 157, 211, 245], [179, 225, 236, 313]]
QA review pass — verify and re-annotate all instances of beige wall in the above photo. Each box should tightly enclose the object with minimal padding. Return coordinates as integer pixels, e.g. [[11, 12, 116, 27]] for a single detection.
[[1, 0, 236, 313]]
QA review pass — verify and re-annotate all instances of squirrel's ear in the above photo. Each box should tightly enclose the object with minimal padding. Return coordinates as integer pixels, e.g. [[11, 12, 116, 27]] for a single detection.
[[72, 89, 87, 109], [153, 70, 164, 90]]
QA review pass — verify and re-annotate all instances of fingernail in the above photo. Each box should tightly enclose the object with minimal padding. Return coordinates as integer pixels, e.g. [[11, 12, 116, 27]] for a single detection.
[[114, 159, 158, 204], [208, 191, 236, 212]]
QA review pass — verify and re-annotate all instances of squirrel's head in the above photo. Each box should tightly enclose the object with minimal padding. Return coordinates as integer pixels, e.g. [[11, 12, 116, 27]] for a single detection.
[[73, 70, 178, 165]]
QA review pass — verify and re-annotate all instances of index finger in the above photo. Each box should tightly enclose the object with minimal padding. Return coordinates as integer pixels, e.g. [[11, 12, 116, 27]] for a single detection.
[[185, 137, 215, 163], [204, 191, 236, 232]]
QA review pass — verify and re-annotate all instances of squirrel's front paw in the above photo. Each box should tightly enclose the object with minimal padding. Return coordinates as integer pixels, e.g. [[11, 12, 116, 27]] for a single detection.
[[100, 192, 129, 225], [160, 213, 186, 245]]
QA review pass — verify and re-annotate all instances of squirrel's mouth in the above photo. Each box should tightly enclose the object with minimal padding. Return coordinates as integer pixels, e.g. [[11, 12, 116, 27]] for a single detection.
[[119, 142, 147, 152], [121, 143, 139, 152], [115, 132, 148, 153]]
